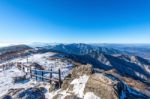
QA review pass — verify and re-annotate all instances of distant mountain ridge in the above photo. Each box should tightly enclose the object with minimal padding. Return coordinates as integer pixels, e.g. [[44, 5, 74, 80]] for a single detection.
[[0, 45, 32, 55], [49, 43, 126, 55], [0, 45, 32, 63], [91, 44, 150, 60], [28, 42, 150, 59], [47, 44, 150, 81]]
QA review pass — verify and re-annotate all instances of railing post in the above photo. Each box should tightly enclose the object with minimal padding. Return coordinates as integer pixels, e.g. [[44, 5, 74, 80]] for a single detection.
[[58, 68, 62, 88], [50, 68, 52, 84], [35, 67, 37, 81], [42, 71, 44, 81], [23, 66, 25, 72], [5, 63, 8, 70], [5, 64, 7, 70], [30, 65, 32, 78], [27, 56, 28, 63], [3, 65, 4, 71]]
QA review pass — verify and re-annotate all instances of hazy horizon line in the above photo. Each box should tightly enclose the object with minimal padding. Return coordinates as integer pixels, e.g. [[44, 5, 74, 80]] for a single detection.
[[1, 42, 150, 47]]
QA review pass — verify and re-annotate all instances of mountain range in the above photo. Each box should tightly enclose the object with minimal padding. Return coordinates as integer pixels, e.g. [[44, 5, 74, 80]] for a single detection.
[[0, 43, 150, 97]]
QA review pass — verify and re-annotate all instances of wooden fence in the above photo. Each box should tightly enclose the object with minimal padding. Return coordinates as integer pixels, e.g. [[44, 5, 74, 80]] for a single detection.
[[0, 62, 16, 70], [0, 62, 62, 88], [28, 67, 62, 88]]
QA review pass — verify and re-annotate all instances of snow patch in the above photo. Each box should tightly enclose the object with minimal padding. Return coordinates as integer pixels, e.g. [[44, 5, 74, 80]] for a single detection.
[[0, 67, 36, 97], [70, 75, 89, 98], [84, 92, 100, 99]]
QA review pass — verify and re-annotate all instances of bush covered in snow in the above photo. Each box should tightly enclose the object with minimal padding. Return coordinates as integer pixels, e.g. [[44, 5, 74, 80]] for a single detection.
[[16, 87, 46, 99], [12, 75, 28, 83]]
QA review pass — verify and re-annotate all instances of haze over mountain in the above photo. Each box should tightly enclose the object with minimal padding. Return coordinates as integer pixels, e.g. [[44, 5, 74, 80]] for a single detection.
[[91, 44, 150, 60]]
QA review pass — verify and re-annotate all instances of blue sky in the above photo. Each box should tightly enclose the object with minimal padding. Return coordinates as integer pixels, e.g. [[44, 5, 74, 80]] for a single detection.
[[0, 0, 150, 44]]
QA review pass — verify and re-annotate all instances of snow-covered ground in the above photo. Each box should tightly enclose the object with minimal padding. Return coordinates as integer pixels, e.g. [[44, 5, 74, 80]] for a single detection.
[[84, 92, 100, 99], [0, 64, 98, 99], [0, 67, 36, 97], [0, 52, 74, 98], [1, 52, 56, 64], [0, 52, 73, 79]]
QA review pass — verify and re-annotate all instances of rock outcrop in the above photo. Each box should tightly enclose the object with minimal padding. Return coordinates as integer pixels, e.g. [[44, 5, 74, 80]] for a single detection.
[[61, 64, 119, 99], [61, 64, 93, 90], [84, 74, 118, 99], [60, 64, 149, 99], [71, 64, 93, 78]]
